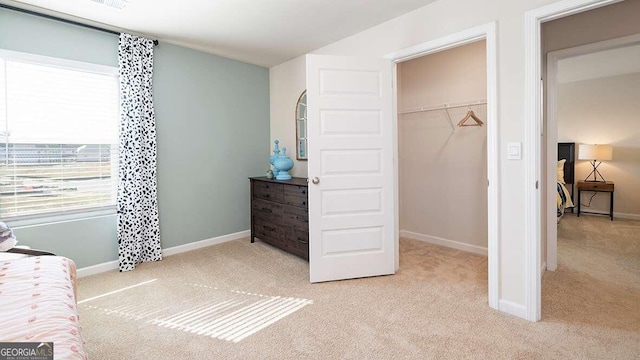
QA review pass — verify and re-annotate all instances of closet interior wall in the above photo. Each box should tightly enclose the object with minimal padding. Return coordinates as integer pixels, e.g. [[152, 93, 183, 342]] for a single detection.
[[398, 40, 488, 250]]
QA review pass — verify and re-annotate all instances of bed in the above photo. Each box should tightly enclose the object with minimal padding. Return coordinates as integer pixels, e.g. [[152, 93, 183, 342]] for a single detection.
[[0, 254, 87, 359], [557, 142, 575, 222]]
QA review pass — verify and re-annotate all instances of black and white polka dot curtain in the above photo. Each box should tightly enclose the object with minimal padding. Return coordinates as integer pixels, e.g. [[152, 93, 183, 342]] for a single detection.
[[117, 33, 162, 272]]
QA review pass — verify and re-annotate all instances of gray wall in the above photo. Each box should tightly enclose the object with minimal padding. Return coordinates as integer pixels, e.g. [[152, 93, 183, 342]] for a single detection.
[[0, 8, 270, 268]]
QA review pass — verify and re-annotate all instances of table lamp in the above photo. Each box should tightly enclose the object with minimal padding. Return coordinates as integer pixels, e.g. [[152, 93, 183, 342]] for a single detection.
[[578, 144, 613, 182]]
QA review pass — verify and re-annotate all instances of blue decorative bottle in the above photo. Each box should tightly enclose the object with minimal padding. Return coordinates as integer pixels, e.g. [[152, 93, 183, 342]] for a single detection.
[[274, 147, 294, 180], [269, 140, 280, 177]]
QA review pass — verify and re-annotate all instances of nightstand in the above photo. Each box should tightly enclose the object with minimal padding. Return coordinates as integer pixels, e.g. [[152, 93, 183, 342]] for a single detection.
[[577, 180, 614, 220]]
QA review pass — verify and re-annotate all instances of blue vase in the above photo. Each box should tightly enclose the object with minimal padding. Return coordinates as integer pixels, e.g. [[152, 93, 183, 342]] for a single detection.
[[274, 147, 294, 180], [269, 140, 280, 177]]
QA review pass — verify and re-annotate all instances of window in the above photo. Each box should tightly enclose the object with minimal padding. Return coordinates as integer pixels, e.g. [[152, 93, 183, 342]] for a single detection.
[[0, 51, 119, 220]]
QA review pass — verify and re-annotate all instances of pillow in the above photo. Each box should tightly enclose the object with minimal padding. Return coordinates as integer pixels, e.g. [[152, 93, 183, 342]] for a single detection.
[[0, 222, 17, 252], [557, 159, 566, 184]]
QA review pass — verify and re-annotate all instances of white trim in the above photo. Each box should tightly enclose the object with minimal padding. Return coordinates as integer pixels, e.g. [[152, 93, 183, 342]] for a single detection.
[[485, 22, 500, 312], [547, 33, 640, 60], [541, 261, 547, 278], [0, 48, 118, 76], [546, 33, 640, 273], [613, 212, 640, 221], [8, 208, 116, 229], [498, 299, 527, 319], [77, 230, 250, 278], [385, 22, 500, 311], [392, 62, 400, 272], [524, 0, 622, 322], [76, 259, 119, 278], [578, 211, 640, 220], [546, 51, 560, 272], [384, 23, 489, 63], [400, 230, 488, 256], [162, 230, 250, 257]]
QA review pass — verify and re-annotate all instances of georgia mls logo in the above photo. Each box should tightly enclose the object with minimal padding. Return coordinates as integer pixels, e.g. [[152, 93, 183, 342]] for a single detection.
[[0, 342, 54, 360], [36, 343, 53, 353]]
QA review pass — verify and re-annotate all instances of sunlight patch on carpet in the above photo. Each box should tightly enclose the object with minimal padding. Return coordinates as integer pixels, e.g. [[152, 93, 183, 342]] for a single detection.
[[79, 281, 312, 343], [78, 279, 158, 304]]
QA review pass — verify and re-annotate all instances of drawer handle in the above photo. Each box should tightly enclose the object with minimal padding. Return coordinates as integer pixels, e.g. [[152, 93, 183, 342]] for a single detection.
[[296, 216, 308, 223], [262, 194, 271, 199], [260, 207, 272, 213], [302, 201, 306, 206], [297, 238, 309, 244], [263, 225, 276, 232]]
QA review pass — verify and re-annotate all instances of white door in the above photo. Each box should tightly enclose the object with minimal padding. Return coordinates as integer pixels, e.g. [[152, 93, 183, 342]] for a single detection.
[[306, 54, 395, 283]]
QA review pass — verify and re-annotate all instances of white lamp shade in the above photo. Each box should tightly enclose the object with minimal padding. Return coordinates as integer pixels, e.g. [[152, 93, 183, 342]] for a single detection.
[[578, 144, 613, 161]]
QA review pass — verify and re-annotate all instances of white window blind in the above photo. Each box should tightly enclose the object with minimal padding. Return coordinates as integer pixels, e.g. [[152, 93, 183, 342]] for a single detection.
[[0, 55, 119, 220]]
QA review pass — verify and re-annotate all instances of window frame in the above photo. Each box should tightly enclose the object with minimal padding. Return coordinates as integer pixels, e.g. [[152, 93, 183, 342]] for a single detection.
[[0, 49, 119, 226]]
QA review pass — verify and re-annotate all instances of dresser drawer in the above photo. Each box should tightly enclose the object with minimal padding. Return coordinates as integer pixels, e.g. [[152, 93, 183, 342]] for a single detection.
[[284, 184, 308, 197], [284, 205, 308, 230], [252, 198, 284, 221], [284, 194, 308, 209], [253, 182, 284, 203], [254, 218, 285, 242], [258, 234, 284, 249], [254, 181, 284, 193], [578, 181, 613, 192], [285, 227, 309, 244], [285, 228, 309, 260]]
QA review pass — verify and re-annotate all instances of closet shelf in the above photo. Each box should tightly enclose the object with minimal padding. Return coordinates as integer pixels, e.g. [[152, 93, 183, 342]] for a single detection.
[[398, 99, 487, 115]]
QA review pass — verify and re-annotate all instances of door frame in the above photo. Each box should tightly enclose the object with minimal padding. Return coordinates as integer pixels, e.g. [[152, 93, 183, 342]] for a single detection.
[[523, 0, 622, 322], [384, 22, 500, 310], [546, 33, 640, 272]]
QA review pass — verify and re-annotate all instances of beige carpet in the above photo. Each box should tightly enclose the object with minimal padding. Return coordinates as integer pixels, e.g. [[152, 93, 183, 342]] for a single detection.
[[77, 215, 639, 359], [543, 214, 640, 333]]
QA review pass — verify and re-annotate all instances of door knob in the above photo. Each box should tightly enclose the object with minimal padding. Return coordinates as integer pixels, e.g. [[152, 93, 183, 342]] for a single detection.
[[311, 177, 320, 184]]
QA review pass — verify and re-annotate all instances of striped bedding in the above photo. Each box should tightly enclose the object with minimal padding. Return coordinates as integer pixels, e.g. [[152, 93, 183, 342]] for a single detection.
[[557, 181, 574, 222], [0, 255, 87, 359]]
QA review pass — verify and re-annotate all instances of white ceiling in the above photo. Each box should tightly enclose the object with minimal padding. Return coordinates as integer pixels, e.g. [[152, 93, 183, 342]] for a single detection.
[[3, 0, 438, 67], [558, 44, 640, 83]]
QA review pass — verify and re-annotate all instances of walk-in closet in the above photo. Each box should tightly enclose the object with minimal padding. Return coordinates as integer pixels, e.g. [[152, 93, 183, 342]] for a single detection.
[[397, 40, 489, 264]]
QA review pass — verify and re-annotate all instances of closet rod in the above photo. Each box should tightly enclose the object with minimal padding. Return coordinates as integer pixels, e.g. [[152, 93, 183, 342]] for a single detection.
[[399, 99, 487, 115], [0, 4, 159, 46]]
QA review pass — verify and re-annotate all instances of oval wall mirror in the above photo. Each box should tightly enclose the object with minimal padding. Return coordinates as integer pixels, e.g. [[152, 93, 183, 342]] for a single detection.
[[295, 90, 307, 160]]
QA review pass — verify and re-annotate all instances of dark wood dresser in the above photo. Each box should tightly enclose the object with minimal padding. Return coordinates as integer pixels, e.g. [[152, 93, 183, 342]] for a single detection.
[[249, 177, 309, 260]]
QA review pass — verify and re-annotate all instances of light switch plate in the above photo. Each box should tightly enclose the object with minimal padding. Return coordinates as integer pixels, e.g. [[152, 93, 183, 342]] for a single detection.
[[507, 142, 521, 160]]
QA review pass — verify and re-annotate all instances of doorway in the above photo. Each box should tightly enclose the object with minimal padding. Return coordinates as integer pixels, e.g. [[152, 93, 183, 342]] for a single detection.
[[397, 40, 488, 291], [545, 34, 640, 271], [386, 23, 499, 310], [524, 0, 630, 321]]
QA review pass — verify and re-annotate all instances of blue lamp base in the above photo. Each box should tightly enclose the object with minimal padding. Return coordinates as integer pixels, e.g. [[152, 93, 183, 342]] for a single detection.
[[274, 147, 294, 180], [276, 171, 292, 181]]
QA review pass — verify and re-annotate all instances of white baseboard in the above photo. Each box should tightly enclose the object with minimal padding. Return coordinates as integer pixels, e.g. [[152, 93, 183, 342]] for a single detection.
[[541, 261, 546, 277], [76, 229, 250, 278], [577, 210, 640, 220], [613, 212, 640, 220], [162, 230, 250, 257], [76, 259, 119, 278], [498, 299, 527, 319], [400, 230, 488, 256]]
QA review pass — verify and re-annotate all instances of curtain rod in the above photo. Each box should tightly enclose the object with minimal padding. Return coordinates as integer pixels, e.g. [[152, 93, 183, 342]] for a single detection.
[[0, 4, 159, 46]]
